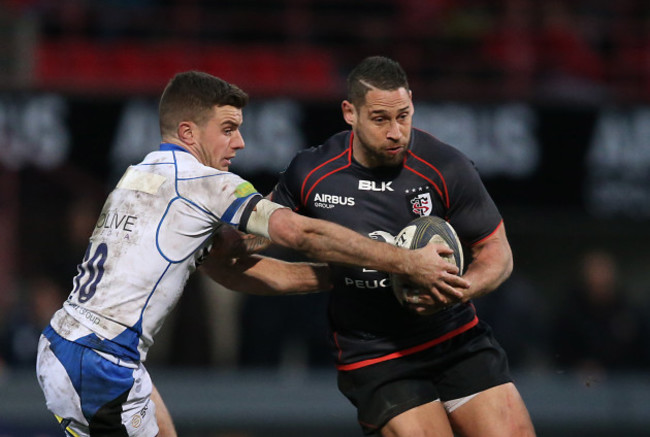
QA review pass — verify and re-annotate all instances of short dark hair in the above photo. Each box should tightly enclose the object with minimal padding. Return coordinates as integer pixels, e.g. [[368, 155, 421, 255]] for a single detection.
[[346, 56, 410, 107], [159, 71, 249, 137]]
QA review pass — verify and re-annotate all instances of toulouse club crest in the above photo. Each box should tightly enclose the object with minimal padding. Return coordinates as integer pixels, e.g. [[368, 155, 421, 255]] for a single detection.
[[405, 187, 433, 217], [410, 192, 432, 216]]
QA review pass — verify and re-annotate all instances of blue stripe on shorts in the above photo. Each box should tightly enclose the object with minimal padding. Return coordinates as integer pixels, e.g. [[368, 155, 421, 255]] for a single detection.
[[43, 325, 136, 420]]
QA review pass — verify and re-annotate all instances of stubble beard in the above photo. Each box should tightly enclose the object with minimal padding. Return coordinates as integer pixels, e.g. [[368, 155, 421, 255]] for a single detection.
[[364, 141, 407, 168]]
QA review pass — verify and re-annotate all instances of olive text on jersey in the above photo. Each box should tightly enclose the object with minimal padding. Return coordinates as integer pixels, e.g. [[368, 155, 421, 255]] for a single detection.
[[96, 211, 138, 232]]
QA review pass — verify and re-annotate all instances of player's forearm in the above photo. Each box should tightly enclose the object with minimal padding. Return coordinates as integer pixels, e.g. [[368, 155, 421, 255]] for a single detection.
[[238, 256, 331, 295], [268, 209, 411, 275], [201, 254, 330, 295], [278, 261, 331, 295]]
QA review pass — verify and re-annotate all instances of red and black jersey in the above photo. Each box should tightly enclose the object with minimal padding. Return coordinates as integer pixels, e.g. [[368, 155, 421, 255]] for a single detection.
[[272, 129, 503, 369]]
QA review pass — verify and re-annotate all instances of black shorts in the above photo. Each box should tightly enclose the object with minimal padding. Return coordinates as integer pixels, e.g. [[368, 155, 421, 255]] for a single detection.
[[337, 320, 512, 435]]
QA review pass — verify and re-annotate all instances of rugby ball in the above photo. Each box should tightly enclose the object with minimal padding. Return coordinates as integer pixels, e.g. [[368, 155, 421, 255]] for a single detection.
[[391, 216, 464, 310]]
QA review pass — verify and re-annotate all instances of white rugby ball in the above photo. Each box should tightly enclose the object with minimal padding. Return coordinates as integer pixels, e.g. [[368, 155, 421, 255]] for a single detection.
[[391, 216, 464, 312]]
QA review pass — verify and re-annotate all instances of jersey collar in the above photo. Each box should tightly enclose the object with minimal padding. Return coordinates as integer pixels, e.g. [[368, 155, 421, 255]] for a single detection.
[[159, 143, 190, 153]]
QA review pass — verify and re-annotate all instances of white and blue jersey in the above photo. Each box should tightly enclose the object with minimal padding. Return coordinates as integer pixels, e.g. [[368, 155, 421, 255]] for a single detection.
[[45, 143, 262, 362], [37, 143, 263, 436]]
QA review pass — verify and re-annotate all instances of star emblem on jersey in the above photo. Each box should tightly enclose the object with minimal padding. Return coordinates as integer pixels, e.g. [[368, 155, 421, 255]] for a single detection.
[[405, 186, 432, 217]]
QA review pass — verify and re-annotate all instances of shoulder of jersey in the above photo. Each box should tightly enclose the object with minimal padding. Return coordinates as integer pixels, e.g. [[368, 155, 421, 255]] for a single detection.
[[408, 130, 473, 181], [290, 131, 350, 167], [410, 129, 464, 160]]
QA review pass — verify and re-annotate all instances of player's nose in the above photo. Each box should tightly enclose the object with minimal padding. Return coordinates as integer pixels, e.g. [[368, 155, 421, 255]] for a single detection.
[[387, 120, 402, 140], [233, 131, 245, 149]]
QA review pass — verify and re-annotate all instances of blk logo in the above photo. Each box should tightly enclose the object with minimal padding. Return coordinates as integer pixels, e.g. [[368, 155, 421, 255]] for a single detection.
[[359, 180, 394, 192]]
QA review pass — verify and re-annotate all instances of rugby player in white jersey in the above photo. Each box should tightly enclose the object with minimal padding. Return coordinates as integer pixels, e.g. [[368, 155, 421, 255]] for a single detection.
[[36, 71, 469, 437]]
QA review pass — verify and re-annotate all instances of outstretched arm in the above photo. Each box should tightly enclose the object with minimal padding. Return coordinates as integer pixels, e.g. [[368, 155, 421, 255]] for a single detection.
[[200, 254, 330, 295], [265, 206, 469, 297], [201, 224, 330, 295]]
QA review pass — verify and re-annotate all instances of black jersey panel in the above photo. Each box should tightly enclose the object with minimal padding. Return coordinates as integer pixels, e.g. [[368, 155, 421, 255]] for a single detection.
[[407, 129, 502, 246], [272, 131, 351, 214], [272, 128, 502, 364]]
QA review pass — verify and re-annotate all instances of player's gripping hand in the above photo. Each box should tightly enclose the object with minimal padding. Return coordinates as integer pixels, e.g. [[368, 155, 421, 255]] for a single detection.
[[210, 225, 272, 262], [401, 243, 470, 307]]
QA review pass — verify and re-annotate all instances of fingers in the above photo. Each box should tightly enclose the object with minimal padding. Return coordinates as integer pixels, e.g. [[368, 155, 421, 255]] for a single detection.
[[420, 242, 455, 257], [402, 244, 470, 306], [411, 271, 469, 302], [445, 272, 470, 288], [433, 282, 464, 301], [421, 286, 448, 303], [400, 275, 468, 303], [434, 244, 454, 256], [415, 244, 460, 275]]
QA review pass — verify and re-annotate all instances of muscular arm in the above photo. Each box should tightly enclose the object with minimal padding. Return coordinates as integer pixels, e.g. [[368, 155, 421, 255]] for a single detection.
[[200, 254, 331, 295], [200, 224, 330, 295], [404, 222, 512, 314], [460, 221, 513, 301], [266, 207, 469, 296], [400, 222, 512, 314]]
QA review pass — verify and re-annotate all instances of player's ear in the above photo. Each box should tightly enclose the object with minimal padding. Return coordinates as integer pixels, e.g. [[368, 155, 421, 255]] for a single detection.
[[341, 100, 356, 127], [177, 121, 194, 144]]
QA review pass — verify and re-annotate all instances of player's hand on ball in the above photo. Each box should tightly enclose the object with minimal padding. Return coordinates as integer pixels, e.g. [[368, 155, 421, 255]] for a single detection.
[[392, 216, 469, 314], [405, 243, 469, 302]]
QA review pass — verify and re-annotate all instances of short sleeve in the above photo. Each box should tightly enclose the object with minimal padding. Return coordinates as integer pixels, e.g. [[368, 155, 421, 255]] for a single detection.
[[445, 156, 502, 246]]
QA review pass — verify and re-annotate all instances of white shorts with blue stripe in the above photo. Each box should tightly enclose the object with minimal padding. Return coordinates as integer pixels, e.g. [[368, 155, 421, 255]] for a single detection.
[[36, 332, 158, 437]]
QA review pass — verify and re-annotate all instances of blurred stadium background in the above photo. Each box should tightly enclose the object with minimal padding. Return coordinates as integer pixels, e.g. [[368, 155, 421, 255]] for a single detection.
[[2, 0, 650, 435]]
